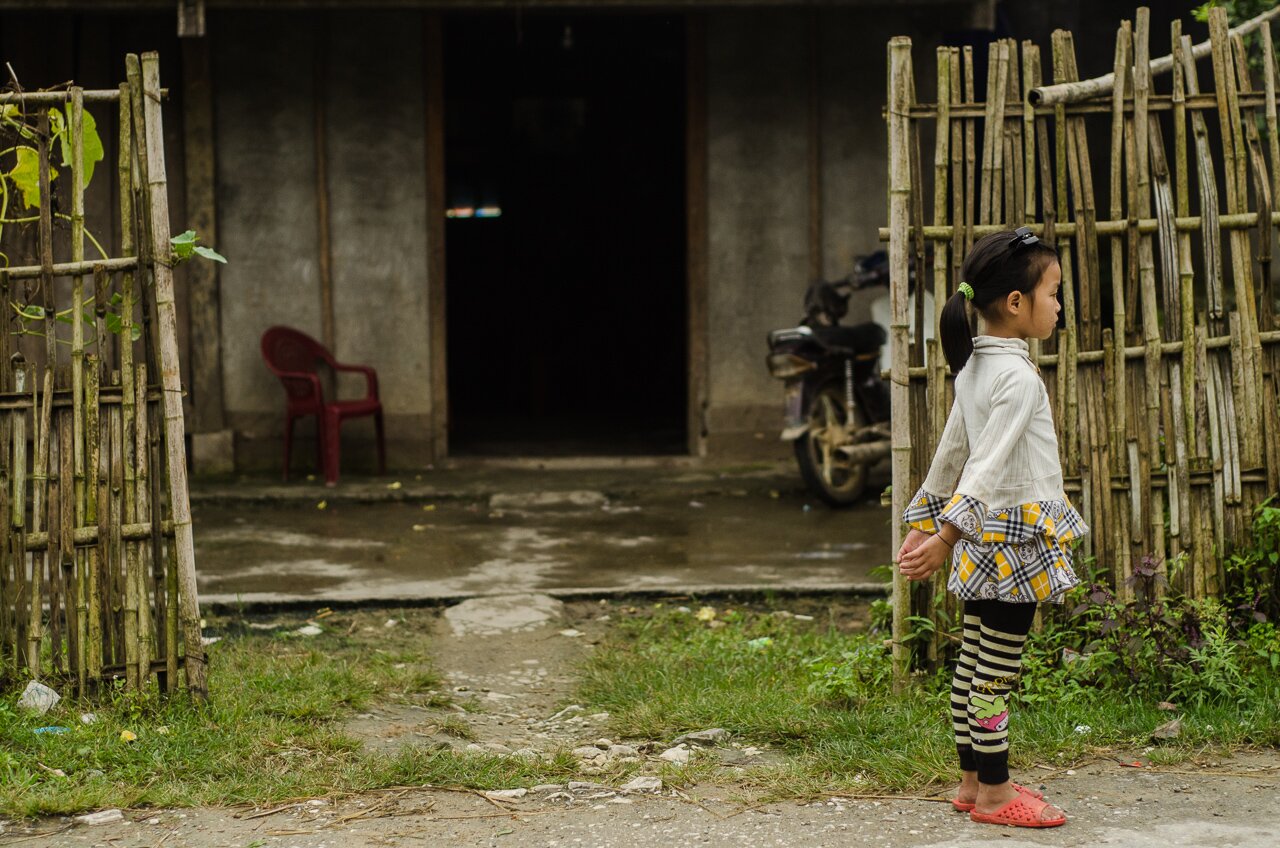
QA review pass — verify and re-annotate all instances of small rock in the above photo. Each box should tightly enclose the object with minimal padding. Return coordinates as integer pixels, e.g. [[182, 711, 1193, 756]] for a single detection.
[[546, 705, 584, 722], [295, 624, 323, 637], [658, 745, 690, 764], [608, 744, 639, 758], [17, 681, 60, 715], [587, 712, 610, 722], [384, 619, 399, 628], [567, 781, 610, 792], [674, 728, 731, 746], [481, 742, 513, 754], [793, 614, 815, 621], [484, 789, 528, 801], [531, 784, 565, 793], [620, 776, 663, 794], [594, 738, 614, 748], [307, 799, 329, 807], [558, 629, 583, 638], [1157, 701, 1178, 711], [572, 746, 605, 759], [145, 818, 160, 825], [1151, 717, 1183, 740], [76, 810, 124, 826], [509, 748, 541, 760], [79, 713, 98, 725]]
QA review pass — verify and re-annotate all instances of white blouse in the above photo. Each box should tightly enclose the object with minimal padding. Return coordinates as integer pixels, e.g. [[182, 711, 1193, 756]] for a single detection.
[[920, 335, 1066, 509]]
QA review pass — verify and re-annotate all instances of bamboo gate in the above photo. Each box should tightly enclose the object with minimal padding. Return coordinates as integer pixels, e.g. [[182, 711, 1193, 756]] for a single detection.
[[0, 53, 207, 699], [885, 7, 1280, 682]]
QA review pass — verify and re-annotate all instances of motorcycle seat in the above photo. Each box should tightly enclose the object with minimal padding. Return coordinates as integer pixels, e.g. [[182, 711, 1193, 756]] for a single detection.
[[811, 323, 887, 355]]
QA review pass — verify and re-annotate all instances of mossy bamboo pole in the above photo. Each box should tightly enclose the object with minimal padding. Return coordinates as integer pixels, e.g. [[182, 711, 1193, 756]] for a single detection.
[[135, 52, 206, 699], [110, 387, 136, 692], [887, 35, 913, 689]]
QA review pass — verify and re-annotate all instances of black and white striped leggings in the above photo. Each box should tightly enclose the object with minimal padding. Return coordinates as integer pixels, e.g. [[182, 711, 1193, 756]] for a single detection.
[[951, 599, 1038, 785]]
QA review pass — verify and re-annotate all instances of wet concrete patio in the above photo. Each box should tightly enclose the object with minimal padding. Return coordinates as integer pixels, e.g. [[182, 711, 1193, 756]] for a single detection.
[[191, 463, 893, 605]]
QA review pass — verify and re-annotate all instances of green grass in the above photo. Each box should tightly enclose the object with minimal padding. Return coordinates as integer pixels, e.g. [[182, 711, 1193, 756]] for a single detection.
[[0, 613, 574, 819], [577, 605, 1280, 797]]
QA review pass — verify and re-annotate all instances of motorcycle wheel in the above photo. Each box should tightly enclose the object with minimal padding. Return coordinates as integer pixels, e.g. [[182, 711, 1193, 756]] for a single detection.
[[794, 381, 870, 507]]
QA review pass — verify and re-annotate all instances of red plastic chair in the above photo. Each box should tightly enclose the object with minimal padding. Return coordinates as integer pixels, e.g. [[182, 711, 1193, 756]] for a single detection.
[[261, 326, 385, 486]]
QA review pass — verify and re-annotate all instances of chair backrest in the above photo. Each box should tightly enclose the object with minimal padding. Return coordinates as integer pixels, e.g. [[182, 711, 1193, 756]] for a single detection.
[[261, 326, 332, 400]]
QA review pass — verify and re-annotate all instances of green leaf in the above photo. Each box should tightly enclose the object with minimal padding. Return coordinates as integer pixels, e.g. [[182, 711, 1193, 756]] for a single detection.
[[14, 303, 45, 321], [9, 146, 55, 209], [52, 105, 105, 189], [170, 229, 198, 246], [193, 245, 227, 264]]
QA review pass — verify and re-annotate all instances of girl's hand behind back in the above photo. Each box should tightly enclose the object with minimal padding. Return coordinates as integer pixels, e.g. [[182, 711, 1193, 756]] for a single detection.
[[898, 535, 951, 581]]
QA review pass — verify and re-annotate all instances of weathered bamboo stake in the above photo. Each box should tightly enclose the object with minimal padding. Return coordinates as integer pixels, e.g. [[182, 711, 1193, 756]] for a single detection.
[[1181, 37, 1226, 334], [1108, 21, 1130, 456], [1005, 39, 1024, 225], [1021, 41, 1037, 224], [1135, 10, 1167, 570], [58, 412, 82, 692], [949, 48, 964, 287], [979, 42, 999, 226], [84, 356, 102, 679], [46, 382, 63, 677], [963, 46, 976, 253], [136, 52, 207, 698], [131, 379, 152, 691], [1263, 23, 1280, 329], [1226, 317, 1246, 503], [0, 292, 11, 676], [1052, 35, 1080, 474], [1230, 33, 1273, 471], [1171, 26, 1199, 496], [1028, 4, 1280, 105], [909, 60, 928, 367], [13, 360, 34, 674], [880, 208, 1280, 241], [888, 36, 913, 689], [109, 384, 136, 692], [1209, 10, 1263, 470], [931, 48, 951, 444]]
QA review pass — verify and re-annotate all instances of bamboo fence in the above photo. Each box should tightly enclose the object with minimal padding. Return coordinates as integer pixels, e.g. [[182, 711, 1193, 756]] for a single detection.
[[0, 53, 206, 699], [885, 7, 1280, 682]]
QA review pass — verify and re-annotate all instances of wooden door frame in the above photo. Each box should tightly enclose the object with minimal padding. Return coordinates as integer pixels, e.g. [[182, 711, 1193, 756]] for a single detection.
[[425, 11, 449, 461], [686, 12, 709, 458]]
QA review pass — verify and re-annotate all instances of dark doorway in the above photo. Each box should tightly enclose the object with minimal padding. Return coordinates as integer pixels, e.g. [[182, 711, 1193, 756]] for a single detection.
[[444, 13, 687, 456]]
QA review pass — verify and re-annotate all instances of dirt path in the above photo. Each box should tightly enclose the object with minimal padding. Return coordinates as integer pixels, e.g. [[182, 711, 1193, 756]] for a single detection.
[[6, 598, 1279, 848]]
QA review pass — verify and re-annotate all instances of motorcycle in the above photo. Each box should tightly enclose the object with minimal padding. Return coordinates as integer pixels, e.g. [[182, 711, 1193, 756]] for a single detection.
[[765, 250, 931, 506]]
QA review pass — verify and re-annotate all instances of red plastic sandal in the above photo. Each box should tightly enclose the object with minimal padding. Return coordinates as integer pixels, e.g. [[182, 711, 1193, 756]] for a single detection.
[[950, 782, 1044, 812], [969, 793, 1066, 828]]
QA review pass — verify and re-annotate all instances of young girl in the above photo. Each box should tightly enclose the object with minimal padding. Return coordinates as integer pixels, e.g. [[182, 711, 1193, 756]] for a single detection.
[[897, 227, 1088, 828]]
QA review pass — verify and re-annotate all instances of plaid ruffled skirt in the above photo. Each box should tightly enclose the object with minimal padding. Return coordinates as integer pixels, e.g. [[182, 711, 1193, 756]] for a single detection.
[[902, 487, 1089, 603]]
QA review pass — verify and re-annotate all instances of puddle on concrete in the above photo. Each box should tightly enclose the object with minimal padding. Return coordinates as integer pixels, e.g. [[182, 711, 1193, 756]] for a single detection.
[[193, 492, 891, 603]]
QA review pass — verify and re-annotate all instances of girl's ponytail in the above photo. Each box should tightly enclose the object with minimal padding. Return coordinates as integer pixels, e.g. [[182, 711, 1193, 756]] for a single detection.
[[940, 289, 974, 374]]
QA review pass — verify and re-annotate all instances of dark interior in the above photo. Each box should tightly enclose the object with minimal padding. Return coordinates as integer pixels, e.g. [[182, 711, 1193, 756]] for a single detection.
[[444, 12, 687, 456]]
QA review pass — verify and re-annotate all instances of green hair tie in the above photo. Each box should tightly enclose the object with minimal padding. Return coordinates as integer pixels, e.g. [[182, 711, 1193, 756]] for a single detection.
[[958, 281, 975, 301]]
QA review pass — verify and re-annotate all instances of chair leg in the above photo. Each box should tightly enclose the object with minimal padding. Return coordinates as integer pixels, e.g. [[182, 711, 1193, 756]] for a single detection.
[[374, 410, 386, 475], [323, 409, 343, 487], [283, 414, 295, 482], [314, 413, 326, 479]]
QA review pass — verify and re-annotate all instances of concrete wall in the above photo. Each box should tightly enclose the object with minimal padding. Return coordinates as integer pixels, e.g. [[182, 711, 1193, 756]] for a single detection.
[[214, 11, 431, 471], [702, 2, 984, 457]]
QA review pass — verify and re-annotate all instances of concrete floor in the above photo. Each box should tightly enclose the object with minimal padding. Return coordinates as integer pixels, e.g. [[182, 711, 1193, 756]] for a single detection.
[[191, 463, 893, 605]]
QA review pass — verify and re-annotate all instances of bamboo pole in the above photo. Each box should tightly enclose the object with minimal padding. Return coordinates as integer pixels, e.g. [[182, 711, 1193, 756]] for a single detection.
[[1028, 4, 1280, 104], [963, 46, 975, 253], [949, 48, 964, 287], [1263, 23, 1280, 330], [888, 36, 913, 689], [878, 208, 1280, 241], [134, 52, 207, 698], [84, 356, 102, 679], [14, 360, 33, 676]]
